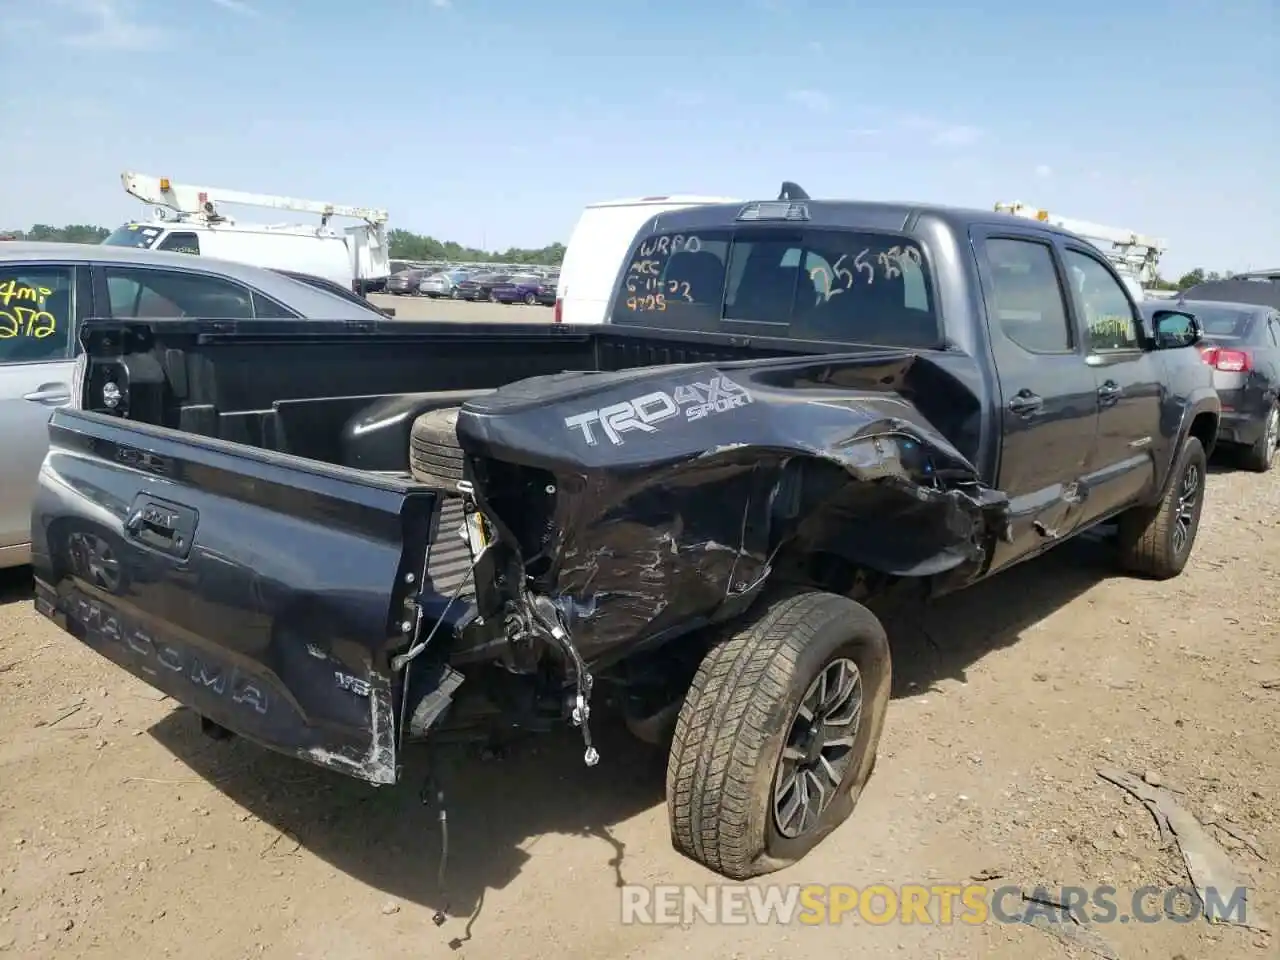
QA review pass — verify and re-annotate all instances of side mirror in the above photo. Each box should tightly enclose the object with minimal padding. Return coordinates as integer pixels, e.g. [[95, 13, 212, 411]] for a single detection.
[[1151, 309, 1201, 350], [380, 307, 396, 317]]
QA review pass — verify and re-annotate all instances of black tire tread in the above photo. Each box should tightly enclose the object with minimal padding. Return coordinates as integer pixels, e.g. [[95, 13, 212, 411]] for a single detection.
[[1118, 436, 1205, 579], [1239, 407, 1276, 473], [408, 406, 465, 486], [666, 591, 884, 879]]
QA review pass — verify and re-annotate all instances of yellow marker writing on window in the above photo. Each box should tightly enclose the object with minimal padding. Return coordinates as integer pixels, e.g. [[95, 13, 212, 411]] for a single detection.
[[0, 280, 53, 309], [0, 307, 57, 339], [1090, 316, 1133, 338]]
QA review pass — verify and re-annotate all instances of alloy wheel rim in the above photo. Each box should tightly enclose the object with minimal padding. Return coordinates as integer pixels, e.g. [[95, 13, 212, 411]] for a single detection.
[[1172, 462, 1201, 555], [773, 658, 863, 839]]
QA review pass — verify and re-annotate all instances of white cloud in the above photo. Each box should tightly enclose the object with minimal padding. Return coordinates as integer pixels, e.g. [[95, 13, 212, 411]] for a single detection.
[[899, 114, 983, 148], [57, 0, 169, 50], [209, 0, 260, 16], [1034, 164, 1053, 179], [661, 88, 708, 108], [430, 0, 452, 7], [929, 123, 982, 147], [787, 89, 832, 114]]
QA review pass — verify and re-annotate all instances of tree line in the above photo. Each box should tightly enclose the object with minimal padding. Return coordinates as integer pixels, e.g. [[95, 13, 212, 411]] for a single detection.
[[387, 229, 565, 266], [0, 224, 566, 266], [1145, 268, 1244, 292]]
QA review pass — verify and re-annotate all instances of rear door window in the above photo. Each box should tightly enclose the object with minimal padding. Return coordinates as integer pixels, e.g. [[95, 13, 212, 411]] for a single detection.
[[612, 228, 939, 347], [105, 267, 255, 319], [981, 238, 1073, 353], [251, 292, 300, 318], [0, 264, 77, 364]]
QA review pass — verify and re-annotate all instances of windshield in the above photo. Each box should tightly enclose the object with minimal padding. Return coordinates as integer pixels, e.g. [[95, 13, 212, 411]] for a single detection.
[[610, 227, 938, 347], [103, 223, 164, 249]]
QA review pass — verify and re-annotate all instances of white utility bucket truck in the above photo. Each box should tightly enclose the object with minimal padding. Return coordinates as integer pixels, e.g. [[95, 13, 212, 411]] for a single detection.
[[103, 172, 391, 293], [994, 201, 1166, 302]]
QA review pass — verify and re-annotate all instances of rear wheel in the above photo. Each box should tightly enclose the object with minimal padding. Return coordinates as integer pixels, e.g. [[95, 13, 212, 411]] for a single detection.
[[666, 591, 891, 879], [1239, 404, 1278, 473], [408, 406, 465, 488], [1117, 435, 1206, 578]]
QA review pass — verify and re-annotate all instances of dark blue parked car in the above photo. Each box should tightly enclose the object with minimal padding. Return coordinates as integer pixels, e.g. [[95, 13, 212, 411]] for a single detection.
[[491, 274, 551, 305]]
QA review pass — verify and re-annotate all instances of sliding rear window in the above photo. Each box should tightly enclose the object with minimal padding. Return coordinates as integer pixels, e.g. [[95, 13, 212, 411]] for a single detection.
[[610, 227, 939, 347]]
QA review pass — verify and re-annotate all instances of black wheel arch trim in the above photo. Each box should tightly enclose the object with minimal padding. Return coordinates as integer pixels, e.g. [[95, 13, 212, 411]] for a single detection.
[[1153, 389, 1219, 504]]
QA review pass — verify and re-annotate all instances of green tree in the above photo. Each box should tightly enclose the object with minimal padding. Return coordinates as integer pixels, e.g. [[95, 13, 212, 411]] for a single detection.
[[4, 224, 110, 243], [1176, 268, 1206, 290], [385, 229, 564, 265]]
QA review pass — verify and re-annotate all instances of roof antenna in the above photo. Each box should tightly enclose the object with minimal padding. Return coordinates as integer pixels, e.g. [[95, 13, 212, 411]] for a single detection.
[[778, 181, 809, 201]]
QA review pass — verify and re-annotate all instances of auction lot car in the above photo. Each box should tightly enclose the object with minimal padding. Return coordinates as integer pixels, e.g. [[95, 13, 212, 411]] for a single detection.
[[0, 242, 387, 571], [384, 268, 427, 295], [30, 197, 1218, 880], [419, 269, 471, 298], [1181, 298, 1280, 471], [454, 272, 510, 301], [491, 274, 551, 305]]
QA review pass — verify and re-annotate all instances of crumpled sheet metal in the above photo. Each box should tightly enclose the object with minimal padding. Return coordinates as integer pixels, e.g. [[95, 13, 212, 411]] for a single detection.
[[457, 353, 1010, 666]]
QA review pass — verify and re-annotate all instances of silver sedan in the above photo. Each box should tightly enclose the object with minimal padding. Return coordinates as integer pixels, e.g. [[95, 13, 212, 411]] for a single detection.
[[419, 270, 470, 298], [0, 242, 386, 570]]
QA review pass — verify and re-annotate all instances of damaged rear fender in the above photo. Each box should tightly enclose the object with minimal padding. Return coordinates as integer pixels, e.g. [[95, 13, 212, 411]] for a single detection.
[[456, 360, 1010, 667]]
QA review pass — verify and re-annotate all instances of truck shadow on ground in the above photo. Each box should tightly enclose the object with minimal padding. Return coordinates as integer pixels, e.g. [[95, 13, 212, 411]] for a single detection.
[[146, 533, 1119, 944], [0, 566, 33, 607]]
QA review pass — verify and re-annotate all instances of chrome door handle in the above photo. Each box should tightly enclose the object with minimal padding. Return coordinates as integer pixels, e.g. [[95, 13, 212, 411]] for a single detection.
[[23, 385, 71, 404], [1007, 390, 1044, 417]]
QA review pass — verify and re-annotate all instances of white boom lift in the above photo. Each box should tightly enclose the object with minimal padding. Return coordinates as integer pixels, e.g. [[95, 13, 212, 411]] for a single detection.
[[121, 171, 389, 229], [118, 171, 391, 289], [994, 201, 1166, 296]]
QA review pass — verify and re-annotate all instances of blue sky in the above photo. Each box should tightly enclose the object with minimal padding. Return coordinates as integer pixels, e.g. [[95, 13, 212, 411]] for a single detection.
[[1, 0, 1275, 276]]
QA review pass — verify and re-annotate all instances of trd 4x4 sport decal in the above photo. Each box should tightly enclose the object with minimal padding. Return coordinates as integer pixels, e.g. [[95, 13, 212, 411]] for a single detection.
[[563, 375, 753, 446]]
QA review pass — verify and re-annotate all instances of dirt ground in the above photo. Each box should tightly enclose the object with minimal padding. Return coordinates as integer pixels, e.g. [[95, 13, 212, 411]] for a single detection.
[[1, 454, 1277, 959], [365, 292, 555, 323]]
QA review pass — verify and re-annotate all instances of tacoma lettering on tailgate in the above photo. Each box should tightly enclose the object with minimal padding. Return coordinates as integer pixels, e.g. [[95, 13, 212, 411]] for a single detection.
[[563, 374, 753, 446], [69, 590, 270, 716]]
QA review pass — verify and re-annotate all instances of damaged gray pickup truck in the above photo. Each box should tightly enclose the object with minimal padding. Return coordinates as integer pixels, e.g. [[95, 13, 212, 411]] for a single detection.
[[31, 194, 1219, 881]]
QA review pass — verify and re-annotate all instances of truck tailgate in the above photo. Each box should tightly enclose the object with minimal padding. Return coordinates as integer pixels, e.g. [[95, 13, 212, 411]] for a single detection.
[[30, 409, 441, 785]]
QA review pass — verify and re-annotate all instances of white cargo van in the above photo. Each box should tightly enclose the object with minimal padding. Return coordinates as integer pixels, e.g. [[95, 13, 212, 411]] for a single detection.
[[554, 194, 741, 324], [102, 172, 391, 292]]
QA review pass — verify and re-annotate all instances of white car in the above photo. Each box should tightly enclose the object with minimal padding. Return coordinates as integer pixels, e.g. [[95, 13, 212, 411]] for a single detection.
[[0, 242, 386, 570], [554, 195, 741, 324]]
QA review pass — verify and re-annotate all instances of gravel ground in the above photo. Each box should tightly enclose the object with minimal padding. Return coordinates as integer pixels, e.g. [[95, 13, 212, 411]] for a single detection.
[[0, 376, 1276, 959]]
